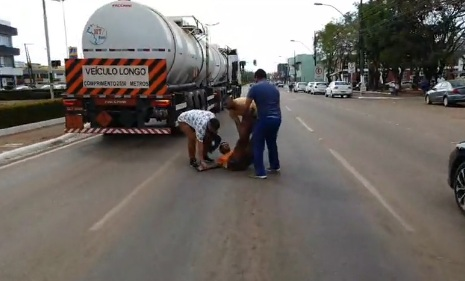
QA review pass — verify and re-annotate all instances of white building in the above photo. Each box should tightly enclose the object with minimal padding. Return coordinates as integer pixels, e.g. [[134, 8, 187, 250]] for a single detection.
[[0, 19, 21, 88]]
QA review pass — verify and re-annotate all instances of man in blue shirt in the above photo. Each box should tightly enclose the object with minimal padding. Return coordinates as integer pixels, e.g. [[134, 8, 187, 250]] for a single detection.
[[243, 69, 281, 179]]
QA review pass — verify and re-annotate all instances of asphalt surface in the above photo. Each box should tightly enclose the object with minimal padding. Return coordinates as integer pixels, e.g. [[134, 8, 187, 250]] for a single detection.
[[0, 89, 464, 281]]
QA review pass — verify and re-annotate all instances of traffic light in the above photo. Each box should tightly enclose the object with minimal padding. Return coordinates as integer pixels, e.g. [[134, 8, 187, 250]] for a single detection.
[[253, 59, 257, 66]]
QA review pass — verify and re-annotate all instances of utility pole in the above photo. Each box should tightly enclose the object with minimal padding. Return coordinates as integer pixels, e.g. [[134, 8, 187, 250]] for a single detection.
[[358, 0, 365, 93], [42, 0, 54, 99]]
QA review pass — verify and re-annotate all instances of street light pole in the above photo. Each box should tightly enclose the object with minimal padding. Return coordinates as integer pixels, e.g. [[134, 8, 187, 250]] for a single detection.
[[313, 2, 344, 17], [52, 0, 69, 58], [41, 0, 54, 99], [358, 0, 365, 93]]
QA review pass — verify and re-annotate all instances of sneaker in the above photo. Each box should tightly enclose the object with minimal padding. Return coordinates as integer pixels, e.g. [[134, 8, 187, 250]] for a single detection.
[[249, 174, 267, 179], [266, 168, 281, 174], [190, 158, 199, 168]]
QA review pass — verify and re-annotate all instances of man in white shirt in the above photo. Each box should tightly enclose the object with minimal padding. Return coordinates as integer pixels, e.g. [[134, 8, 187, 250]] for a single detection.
[[177, 109, 221, 169]]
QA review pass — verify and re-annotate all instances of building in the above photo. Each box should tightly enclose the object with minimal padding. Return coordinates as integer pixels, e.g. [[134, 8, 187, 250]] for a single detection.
[[276, 63, 289, 82], [0, 19, 21, 88], [287, 54, 316, 82], [19, 63, 66, 85]]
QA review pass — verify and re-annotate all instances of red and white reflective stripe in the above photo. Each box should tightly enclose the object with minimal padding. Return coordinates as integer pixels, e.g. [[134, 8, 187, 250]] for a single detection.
[[65, 128, 171, 134]]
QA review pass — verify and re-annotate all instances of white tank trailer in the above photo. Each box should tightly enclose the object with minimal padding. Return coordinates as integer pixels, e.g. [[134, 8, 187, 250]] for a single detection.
[[63, 0, 242, 135], [82, 0, 239, 87]]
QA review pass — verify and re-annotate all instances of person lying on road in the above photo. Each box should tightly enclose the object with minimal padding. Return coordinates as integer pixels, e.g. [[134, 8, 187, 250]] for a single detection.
[[199, 109, 256, 172], [177, 109, 221, 169], [215, 138, 254, 171], [224, 96, 256, 135]]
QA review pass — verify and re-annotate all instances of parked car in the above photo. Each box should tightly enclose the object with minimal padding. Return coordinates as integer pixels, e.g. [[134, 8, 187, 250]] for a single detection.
[[294, 82, 308, 93], [325, 81, 352, 98], [311, 82, 328, 95], [448, 142, 465, 215], [14, 85, 32, 90], [305, 82, 314, 93], [277, 82, 284, 87], [425, 79, 465, 107]]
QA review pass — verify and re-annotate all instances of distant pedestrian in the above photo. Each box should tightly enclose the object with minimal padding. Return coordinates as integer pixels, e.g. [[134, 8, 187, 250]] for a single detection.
[[177, 109, 221, 169], [244, 69, 281, 179], [420, 78, 430, 95]]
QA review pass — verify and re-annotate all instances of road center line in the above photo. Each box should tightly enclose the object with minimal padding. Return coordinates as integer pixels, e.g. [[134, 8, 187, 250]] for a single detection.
[[89, 151, 181, 232], [285, 106, 292, 111], [328, 148, 415, 232], [296, 117, 314, 132]]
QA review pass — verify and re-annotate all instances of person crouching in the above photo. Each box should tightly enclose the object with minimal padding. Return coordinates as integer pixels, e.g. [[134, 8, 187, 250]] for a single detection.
[[177, 109, 220, 170]]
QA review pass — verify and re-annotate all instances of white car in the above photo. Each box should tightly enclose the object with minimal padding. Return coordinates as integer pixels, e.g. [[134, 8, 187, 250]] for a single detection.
[[294, 82, 308, 93], [325, 81, 352, 98], [305, 82, 314, 93], [311, 82, 328, 95]]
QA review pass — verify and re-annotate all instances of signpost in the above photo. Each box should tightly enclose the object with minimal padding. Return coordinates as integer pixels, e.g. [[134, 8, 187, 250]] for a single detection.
[[68, 46, 78, 59], [315, 64, 324, 81], [348, 62, 355, 91], [348, 62, 356, 74]]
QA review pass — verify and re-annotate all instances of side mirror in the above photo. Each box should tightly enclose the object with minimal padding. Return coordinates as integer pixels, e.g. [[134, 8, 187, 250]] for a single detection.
[[432, 87, 437, 90]]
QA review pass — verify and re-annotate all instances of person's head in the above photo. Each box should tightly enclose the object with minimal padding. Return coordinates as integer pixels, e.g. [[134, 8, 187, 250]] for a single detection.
[[254, 69, 267, 82], [224, 95, 234, 110], [219, 141, 231, 154], [207, 117, 220, 135]]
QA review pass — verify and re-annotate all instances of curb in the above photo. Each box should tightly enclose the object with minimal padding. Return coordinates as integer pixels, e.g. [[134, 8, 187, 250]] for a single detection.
[[0, 117, 64, 137], [0, 133, 89, 165]]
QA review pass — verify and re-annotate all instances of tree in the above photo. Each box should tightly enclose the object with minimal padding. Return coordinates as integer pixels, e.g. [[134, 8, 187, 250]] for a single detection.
[[315, 15, 357, 83]]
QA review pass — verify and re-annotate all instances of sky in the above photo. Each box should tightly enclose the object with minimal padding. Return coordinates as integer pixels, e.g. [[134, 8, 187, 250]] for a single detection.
[[1, 0, 357, 73]]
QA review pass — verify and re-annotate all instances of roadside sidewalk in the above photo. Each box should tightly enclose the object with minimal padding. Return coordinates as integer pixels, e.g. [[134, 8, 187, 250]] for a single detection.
[[0, 124, 65, 153], [354, 90, 424, 97]]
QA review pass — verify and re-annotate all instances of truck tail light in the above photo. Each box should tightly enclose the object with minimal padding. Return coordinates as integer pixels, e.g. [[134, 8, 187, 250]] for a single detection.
[[63, 99, 82, 107], [152, 100, 171, 107]]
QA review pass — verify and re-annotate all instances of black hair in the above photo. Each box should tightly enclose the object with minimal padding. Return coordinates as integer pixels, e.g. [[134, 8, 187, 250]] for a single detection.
[[254, 69, 267, 80], [208, 118, 220, 131]]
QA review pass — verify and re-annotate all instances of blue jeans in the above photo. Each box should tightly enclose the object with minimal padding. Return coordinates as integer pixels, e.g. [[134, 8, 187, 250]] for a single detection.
[[253, 117, 281, 176]]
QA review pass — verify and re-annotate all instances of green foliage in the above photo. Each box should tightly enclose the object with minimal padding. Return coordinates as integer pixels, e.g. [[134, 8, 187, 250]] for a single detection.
[[0, 100, 64, 129], [314, 0, 465, 84]]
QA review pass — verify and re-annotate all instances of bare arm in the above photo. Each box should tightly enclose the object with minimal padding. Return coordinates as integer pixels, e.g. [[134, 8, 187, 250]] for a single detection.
[[229, 110, 242, 133]]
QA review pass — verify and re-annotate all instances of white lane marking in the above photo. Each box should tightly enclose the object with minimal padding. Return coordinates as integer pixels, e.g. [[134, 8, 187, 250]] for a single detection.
[[89, 151, 181, 232], [296, 117, 314, 132], [358, 97, 403, 100], [0, 135, 99, 171], [285, 106, 292, 112], [328, 148, 415, 232]]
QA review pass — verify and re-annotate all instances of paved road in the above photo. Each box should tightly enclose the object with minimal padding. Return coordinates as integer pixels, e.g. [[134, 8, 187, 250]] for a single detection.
[[0, 89, 463, 281]]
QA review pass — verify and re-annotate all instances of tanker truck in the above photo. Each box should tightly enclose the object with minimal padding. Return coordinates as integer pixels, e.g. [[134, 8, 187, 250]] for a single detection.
[[63, 0, 242, 135]]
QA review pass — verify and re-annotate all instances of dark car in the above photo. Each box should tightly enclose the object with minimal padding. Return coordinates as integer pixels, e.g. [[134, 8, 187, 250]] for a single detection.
[[425, 79, 465, 107], [448, 142, 465, 215]]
